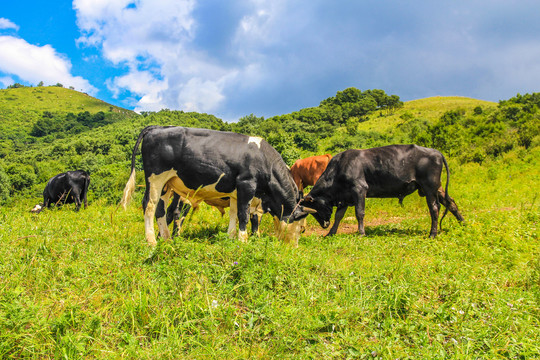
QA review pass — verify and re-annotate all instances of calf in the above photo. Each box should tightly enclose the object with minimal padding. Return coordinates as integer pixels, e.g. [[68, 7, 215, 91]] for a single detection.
[[290, 154, 332, 192], [121, 126, 305, 247], [33, 170, 90, 213], [292, 145, 464, 237]]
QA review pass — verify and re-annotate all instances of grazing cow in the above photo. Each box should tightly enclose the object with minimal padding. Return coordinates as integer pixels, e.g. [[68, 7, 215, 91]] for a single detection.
[[290, 154, 332, 192], [121, 126, 305, 247], [291, 145, 464, 237], [32, 170, 90, 213], [162, 192, 263, 237]]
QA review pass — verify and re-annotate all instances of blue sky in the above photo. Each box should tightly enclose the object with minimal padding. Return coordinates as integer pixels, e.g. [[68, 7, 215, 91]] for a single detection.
[[1, 1, 540, 122]]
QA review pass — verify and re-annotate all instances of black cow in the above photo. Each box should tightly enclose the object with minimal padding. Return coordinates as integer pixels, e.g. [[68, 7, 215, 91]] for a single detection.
[[292, 145, 464, 237], [33, 170, 90, 213], [120, 126, 305, 247], [162, 192, 263, 237]]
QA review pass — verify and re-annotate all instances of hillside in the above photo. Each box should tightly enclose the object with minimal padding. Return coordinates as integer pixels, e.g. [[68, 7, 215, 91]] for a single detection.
[[0, 86, 130, 115], [0, 86, 538, 206], [358, 96, 497, 133], [0, 86, 135, 144]]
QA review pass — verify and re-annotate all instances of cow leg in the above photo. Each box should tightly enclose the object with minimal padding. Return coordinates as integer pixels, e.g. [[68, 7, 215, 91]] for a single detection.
[[155, 189, 171, 240], [72, 189, 82, 211], [235, 182, 256, 242], [326, 205, 347, 237], [168, 199, 191, 237], [40, 196, 50, 212], [83, 189, 88, 209], [173, 204, 191, 237], [250, 213, 260, 236], [437, 188, 464, 222], [355, 194, 367, 236], [425, 190, 440, 238], [143, 174, 173, 247], [227, 198, 238, 239], [236, 199, 252, 243]]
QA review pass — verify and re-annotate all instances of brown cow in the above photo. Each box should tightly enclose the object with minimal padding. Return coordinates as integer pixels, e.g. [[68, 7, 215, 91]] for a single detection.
[[290, 154, 332, 193]]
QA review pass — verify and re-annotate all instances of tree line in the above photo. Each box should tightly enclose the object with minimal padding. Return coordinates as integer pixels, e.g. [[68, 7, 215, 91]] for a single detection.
[[0, 87, 538, 206]]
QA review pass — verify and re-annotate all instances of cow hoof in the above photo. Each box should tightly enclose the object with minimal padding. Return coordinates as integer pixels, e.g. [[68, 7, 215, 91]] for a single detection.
[[238, 230, 249, 243]]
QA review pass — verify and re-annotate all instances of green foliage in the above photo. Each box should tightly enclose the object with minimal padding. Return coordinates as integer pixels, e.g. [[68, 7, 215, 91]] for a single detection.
[[1, 85, 539, 204], [5, 163, 36, 193], [0, 163, 10, 204]]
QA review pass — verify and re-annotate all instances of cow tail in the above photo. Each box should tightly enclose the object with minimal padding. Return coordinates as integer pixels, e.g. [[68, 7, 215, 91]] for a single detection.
[[439, 153, 451, 229], [120, 126, 156, 209], [84, 173, 90, 205]]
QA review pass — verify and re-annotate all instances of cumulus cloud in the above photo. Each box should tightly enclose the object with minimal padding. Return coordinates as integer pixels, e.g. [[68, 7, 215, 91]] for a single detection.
[[74, 0, 540, 119], [0, 18, 19, 31], [0, 35, 96, 93]]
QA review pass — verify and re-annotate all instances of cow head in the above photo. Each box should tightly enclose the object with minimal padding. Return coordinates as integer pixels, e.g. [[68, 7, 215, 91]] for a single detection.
[[291, 195, 332, 229], [272, 216, 304, 246]]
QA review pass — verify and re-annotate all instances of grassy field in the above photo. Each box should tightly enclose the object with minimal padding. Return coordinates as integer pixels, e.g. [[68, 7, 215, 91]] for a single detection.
[[0, 149, 538, 359]]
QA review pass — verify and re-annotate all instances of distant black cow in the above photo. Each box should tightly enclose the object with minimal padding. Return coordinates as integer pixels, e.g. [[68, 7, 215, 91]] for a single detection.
[[32, 170, 90, 213], [292, 145, 464, 237], [121, 126, 305, 247]]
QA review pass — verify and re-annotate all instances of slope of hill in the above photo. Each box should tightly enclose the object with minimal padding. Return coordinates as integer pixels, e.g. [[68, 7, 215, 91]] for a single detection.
[[0, 86, 129, 114], [0, 86, 135, 144], [358, 96, 497, 133]]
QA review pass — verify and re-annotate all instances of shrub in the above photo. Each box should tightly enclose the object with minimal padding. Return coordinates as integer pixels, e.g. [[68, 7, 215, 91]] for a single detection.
[[0, 164, 11, 204], [6, 164, 36, 193]]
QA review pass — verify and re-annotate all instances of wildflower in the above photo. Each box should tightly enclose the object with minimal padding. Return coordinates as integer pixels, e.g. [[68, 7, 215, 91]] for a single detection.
[[211, 300, 218, 308]]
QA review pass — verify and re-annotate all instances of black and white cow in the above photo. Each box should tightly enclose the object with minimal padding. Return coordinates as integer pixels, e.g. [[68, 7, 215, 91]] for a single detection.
[[120, 126, 305, 247], [292, 145, 464, 237], [32, 170, 90, 213]]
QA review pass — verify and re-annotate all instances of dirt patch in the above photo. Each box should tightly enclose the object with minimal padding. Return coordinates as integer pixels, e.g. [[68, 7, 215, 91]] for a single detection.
[[303, 215, 410, 236]]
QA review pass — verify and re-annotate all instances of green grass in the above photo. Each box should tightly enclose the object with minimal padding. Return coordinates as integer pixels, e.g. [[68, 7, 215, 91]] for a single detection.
[[0, 87, 135, 143], [1, 153, 538, 359], [358, 96, 497, 133], [0, 87, 129, 115]]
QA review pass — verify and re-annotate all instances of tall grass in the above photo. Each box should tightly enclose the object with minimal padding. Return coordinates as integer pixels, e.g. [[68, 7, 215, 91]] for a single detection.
[[0, 154, 538, 359]]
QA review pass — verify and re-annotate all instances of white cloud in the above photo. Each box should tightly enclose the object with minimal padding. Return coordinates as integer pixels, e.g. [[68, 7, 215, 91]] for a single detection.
[[0, 36, 96, 93], [0, 76, 15, 88], [74, 0, 246, 114], [0, 18, 19, 31], [73, 0, 540, 117]]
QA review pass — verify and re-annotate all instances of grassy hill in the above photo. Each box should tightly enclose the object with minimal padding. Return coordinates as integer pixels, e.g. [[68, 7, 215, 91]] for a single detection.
[[0, 86, 129, 115], [358, 96, 497, 133], [0, 86, 135, 144]]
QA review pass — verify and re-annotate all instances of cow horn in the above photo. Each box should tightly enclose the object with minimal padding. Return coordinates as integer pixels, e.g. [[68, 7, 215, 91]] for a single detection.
[[302, 206, 317, 214]]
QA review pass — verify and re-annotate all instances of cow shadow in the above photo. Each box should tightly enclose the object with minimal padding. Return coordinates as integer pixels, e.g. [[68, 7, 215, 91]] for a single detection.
[[364, 226, 426, 237]]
